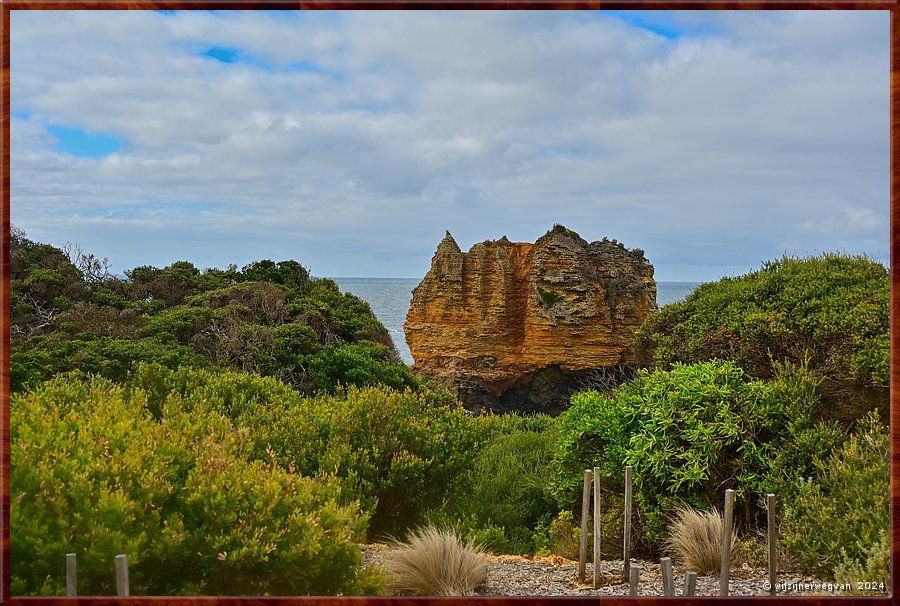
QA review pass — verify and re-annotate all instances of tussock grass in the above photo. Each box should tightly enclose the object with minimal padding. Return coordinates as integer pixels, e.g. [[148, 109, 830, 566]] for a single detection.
[[385, 525, 489, 596], [663, 506, 740, 575]]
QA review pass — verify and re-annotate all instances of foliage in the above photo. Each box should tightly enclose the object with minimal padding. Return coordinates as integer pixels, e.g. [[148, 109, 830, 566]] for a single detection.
[[551, 359, 839, 551], [306, 341, 420, 393], [636, 253, 889, 425], [9, 334, 207, 393], [538, 288, 563, 308], [10, 374, 380, 596], [433, 418, 560, 555], [10, 230, 90, 345], [125, 364, 473, 538], [384, 526, 488, 596], [8, 229, 411, 398], [833, 528, 890, 595], [546, 510, 581, 559], [662, 506, 739, 575], [547, 224, 582, 240], [780, 411, 889, 580]]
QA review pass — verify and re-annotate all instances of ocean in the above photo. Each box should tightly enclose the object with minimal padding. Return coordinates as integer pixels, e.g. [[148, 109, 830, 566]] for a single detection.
[[331, 278, 701, 366]]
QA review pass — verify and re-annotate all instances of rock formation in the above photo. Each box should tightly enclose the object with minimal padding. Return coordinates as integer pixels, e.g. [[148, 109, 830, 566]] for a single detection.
[[404, 225, 657, 413]]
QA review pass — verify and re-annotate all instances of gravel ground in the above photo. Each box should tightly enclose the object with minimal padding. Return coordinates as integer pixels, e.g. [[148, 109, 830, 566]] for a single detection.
[[360, 543, 862, 597]]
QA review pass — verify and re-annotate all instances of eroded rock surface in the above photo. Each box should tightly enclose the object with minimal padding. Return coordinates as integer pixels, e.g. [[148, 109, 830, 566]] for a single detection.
[[404, 225, 656, 413]]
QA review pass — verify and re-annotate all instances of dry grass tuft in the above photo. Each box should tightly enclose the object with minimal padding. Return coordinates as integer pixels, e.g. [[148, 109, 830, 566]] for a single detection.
[[384, 525, 489, 596], [663, 506, 740, 575]]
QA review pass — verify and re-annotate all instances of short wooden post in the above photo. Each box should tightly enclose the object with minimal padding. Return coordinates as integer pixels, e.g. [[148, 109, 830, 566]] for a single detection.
[[684, 571, 697, 596], [115, 554, 129, 597], [629, 564, 641, 596], [767, 493, 776, 596], [623, 465, 633, 581], [66, 553, 77, 597], [660, 556, 674, 596], [593, 466, 601, 588], [579, 469, 591, 582], [720, 489, 735, 596]]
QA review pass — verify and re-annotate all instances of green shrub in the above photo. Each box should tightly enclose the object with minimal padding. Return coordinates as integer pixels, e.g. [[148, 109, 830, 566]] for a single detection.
[[126, 364, 475, 538], [833, 529, 890, 595], [546, 510, 581, 559], [11, 374, 378, 596], [551, 359, 835, 550], [435, 425, 559, 555], [781, 411, 889, 579], [10, 335, 207, 392], [636, 253, 889, 425], [306, 341, 420, 392], [538, 288, 562, 308]]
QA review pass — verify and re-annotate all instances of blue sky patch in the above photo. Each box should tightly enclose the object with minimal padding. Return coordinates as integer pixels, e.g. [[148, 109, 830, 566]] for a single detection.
[[46, 124, 125, 158], [11, 110, 30, 120], [203, 46, 240, 63], [196, 44, 344, 79], [602, 11, 684, 40]]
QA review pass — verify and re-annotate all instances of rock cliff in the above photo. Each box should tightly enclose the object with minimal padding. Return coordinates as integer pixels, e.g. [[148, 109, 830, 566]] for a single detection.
[[404, 225, 657, 413]]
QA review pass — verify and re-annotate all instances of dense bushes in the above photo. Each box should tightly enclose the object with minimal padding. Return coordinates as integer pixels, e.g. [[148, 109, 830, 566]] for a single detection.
[[9, 230, 414, 397], [10, 334, 207, 392], [11, 374, 380, 596], [126, 363, 475, 538], [636, 254, 889, 425], [551, 359, 842, 551], [780, 411, 890, 580], [432, 414, 560, 555]]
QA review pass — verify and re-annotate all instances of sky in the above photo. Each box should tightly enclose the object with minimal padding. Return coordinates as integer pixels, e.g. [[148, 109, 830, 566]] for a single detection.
[[8, 10, 890, 282]]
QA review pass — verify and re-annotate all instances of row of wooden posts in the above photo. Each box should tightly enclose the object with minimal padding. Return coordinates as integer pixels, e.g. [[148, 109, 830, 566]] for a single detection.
[[579, 465, 779, 596], [65, 553, 130, 597]]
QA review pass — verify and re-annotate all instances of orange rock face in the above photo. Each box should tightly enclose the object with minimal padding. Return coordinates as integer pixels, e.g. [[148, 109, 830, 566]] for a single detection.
[[404, 226, 656, 412]]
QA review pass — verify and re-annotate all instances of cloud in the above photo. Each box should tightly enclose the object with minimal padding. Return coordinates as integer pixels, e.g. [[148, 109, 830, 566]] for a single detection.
[[9, 10, 889, 281]]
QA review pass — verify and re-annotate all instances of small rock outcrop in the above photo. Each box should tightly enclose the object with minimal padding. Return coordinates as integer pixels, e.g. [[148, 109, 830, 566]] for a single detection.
[[404, 225, 657, 413]]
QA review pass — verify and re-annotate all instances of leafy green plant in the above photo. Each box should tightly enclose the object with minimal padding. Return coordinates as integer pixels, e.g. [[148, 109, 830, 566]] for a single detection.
[[9, 230, 410, 398], [551, 359, 834, 550], [636, 253, 889, 425], [126, 364, 474, 538], [538, 288, 563, 308], [833, 529, 890, 595], [781, 411, 889, 579], [10, 334, 208, 392], [434, 423, 559, 555], [11, 374, 378, 596], [547, 510, 581, 560], [306, 341, 420, 392]]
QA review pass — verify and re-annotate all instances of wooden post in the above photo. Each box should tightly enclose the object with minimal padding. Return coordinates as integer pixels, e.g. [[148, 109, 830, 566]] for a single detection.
[[593, 466, 601, 588], [624, 465, 633, 581], [579, 469, 591, 582], [684, 571, 697, 596], [115, 554, 129, 597], [66, 553, 77, 597], [660, 556, 674, 596], [629, 564, 641, 596], [720, 489, 735, 596], [767, 493, 776, 596]]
